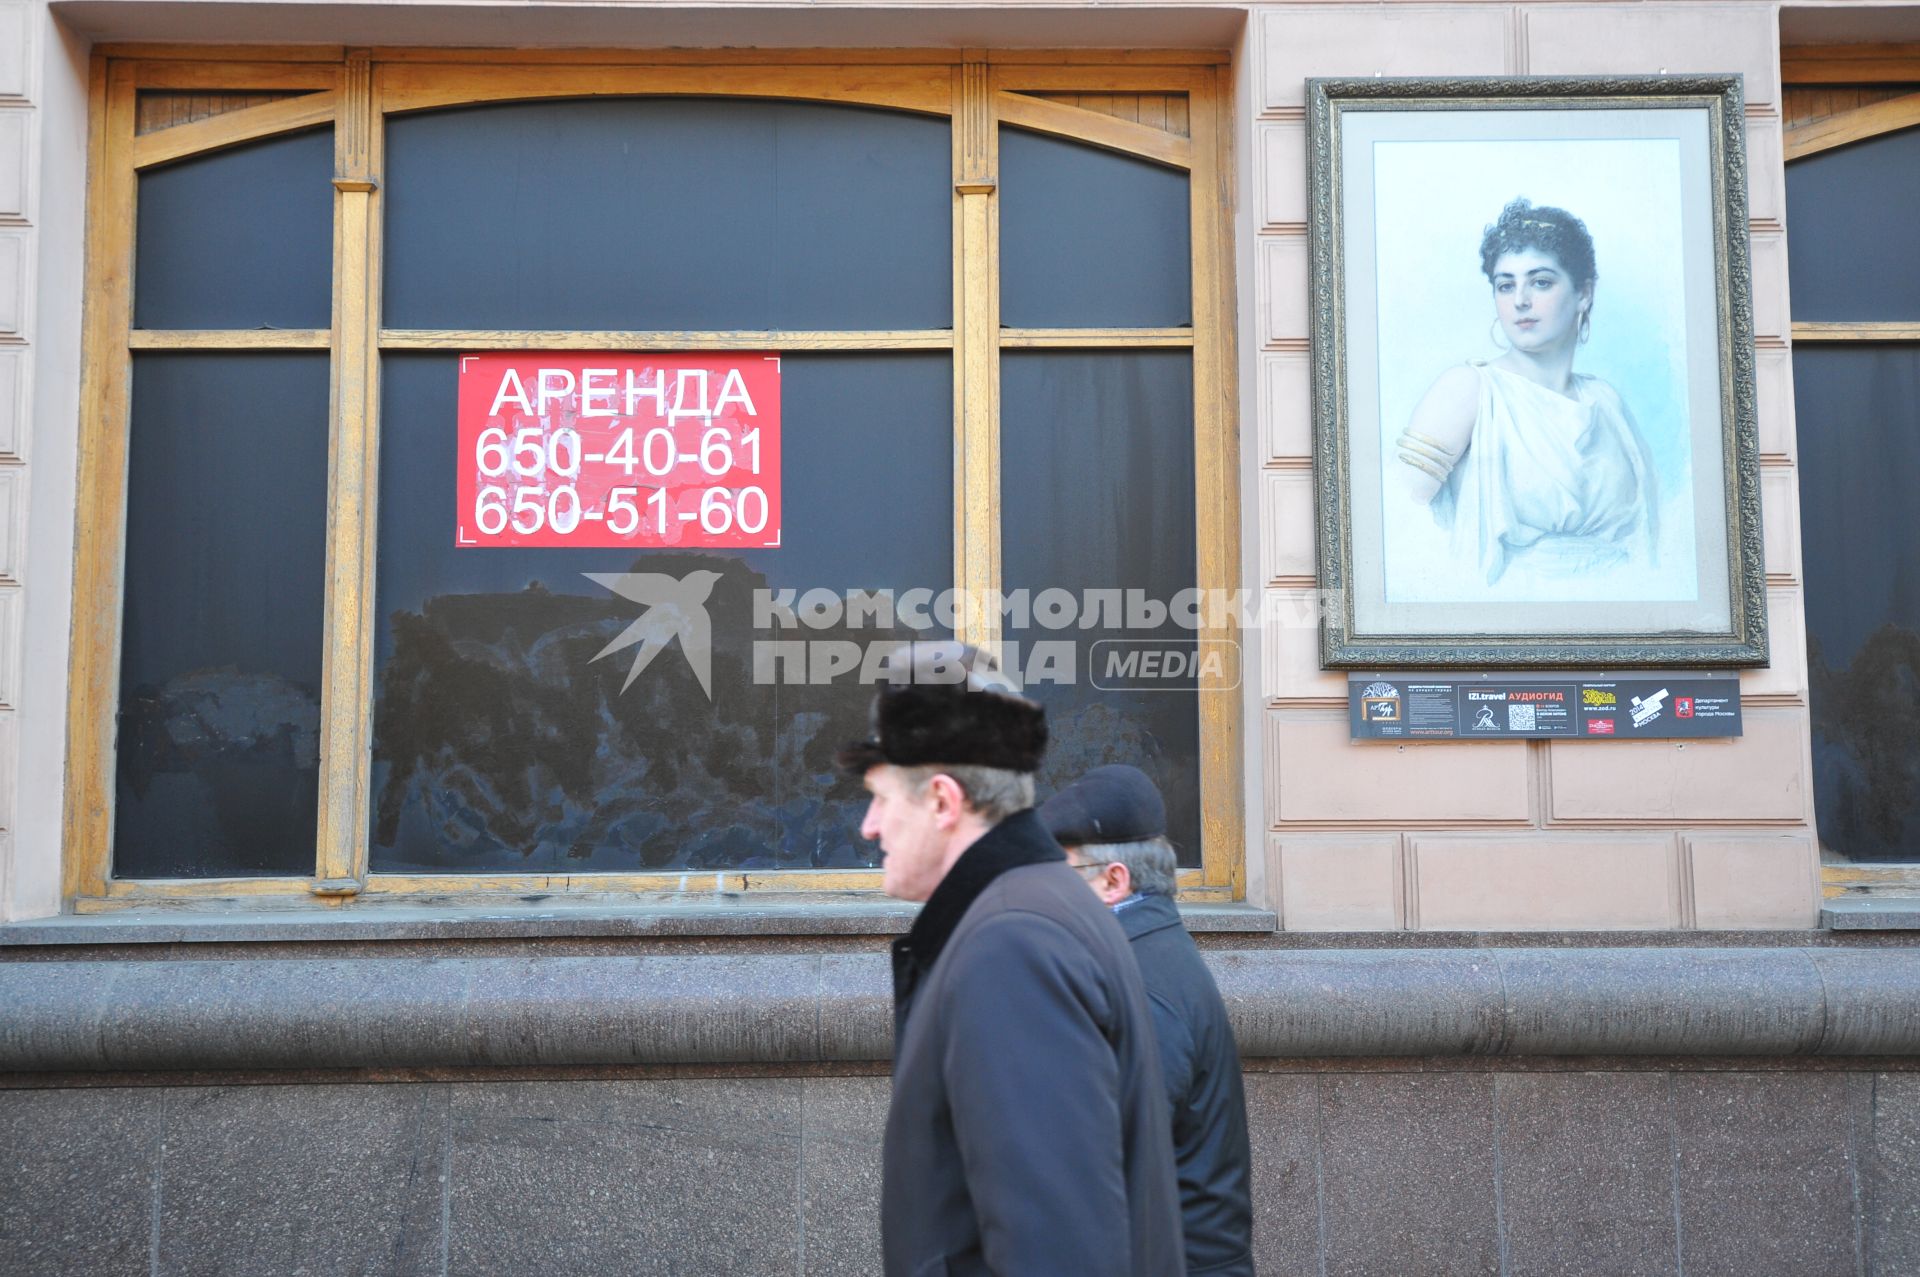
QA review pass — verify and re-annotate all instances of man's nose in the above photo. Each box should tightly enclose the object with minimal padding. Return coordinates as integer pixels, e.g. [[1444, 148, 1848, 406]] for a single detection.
[[859, 803, 880, 841]]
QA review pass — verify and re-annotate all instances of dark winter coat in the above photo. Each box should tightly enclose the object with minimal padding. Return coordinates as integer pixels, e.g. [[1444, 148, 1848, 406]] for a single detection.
[[882, 810, 1184, 1277], [1117, 892, 1255, 1276]]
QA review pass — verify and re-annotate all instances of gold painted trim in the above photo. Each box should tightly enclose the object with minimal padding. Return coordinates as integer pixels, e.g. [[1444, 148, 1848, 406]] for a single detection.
[[1783, 43, 1920, 84], [376, 63, 952, 119], [129, 329, 331, 349], [1792, 322, 1920, 342], [1822, 864, 1920, 899], [98, 45, 1226, 68], [954, 62, 1002, 653], [1187, 68, 1243, 895], [132, 89, 338, 170], [98, 43, 349, 62], [64, 58, 136, 903], [1785, 91, 1920, 160], [993, 66, 1211, 94], [120, 61, 341, 91], [94, 876, 319, 901], [314, 50, 379, 893], [378, 329, 952, 351], [1000, 327, 1194, 348], [995, 90, 1193, 169]]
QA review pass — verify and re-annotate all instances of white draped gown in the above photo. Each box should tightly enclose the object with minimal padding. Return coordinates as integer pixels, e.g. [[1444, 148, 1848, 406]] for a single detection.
[[1430, 361, 1658, 587]]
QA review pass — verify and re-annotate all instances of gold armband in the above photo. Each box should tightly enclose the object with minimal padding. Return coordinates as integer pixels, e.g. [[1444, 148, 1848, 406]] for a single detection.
[[1395, 428, 1461, 483]]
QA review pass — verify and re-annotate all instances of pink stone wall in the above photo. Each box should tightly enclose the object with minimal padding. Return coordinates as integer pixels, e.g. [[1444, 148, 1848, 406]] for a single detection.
[[1248, 2, 1817, 930]]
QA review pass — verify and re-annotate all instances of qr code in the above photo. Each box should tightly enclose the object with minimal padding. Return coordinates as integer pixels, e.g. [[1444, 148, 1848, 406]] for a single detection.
[[1507, 704, 1537, 731]]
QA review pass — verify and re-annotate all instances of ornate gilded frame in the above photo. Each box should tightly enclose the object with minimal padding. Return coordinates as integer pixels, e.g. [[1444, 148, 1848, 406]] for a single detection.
[[1308, 75, 1767, 668]]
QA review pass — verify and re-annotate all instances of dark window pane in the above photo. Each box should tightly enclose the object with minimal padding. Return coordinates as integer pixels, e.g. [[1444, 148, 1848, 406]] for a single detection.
[[134, 128, 334, 330], [370, 352, 952, 873], [998, 127, 1191, 329], [115, 353, 330, 878], [1796, 344, 1920, 863], [1785, 128, 1920, 321], [1000, 351, 1200, 866], [384, 99, 951, 331]]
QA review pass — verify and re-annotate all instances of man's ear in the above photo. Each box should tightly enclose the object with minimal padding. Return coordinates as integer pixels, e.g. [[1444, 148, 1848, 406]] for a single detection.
[[1106, 860, 1134, 900], [926, 773, 968, 828]]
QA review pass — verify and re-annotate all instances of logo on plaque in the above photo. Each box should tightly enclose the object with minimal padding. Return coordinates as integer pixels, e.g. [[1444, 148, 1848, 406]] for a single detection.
[[1359, 682, 1401, 723]]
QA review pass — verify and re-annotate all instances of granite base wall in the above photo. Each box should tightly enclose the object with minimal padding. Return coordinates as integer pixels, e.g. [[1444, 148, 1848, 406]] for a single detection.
[[3, 1062, 1917, 1277]]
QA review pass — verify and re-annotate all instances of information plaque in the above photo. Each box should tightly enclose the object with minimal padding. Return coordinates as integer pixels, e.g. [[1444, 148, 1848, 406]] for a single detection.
[[1348, 672, 1743, 741]]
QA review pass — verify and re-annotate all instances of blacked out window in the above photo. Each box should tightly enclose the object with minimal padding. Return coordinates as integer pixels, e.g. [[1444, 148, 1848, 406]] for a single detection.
[[370, 99, 954, 873], [115, 353, 331, 877], [1000, 351, 1201, 866], [135, 129, 334, 331], [103, 74, 1218, 889], [1787, 120, 1920, 865], [999, 127, 1192, 328], [383, 99, 951, 332], [369, 352, 951, 873]]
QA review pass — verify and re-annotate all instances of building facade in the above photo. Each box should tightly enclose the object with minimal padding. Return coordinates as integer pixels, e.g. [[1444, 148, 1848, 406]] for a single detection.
[[1, 1, 1919, 1273]]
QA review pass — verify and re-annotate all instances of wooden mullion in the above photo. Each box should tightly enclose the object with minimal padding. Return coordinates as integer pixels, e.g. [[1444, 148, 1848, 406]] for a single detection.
[[63, 57, 137, 903], [1793, 322, 1920, 342], [313, 51, 379, 896], [130, 329, 332, 349], [1000, 327, 1194, 348], [954, 63, 1002, 654], [378, 329, 952, 351], [1187, 69, 1244, 898]]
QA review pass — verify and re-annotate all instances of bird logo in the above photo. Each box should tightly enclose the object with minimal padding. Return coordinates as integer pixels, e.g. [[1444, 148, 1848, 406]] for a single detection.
[[584, 570, 723, 699]]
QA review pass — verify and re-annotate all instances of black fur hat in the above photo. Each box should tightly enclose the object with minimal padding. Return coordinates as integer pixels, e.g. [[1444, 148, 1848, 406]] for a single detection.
[[836, 642, 1048, 777]]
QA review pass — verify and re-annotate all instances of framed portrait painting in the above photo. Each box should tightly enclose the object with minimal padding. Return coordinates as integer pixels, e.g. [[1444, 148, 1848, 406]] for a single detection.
[[1308, 76, 1768, 668]]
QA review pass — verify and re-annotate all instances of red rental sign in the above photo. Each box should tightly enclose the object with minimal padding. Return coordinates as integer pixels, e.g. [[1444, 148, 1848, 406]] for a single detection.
[[455, 352, 782, 549]]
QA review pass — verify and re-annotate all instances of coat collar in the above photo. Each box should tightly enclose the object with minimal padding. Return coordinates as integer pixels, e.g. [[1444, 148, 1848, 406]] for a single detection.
[[1115, 890, 1184, 941], [891, 809, 1063, 997]]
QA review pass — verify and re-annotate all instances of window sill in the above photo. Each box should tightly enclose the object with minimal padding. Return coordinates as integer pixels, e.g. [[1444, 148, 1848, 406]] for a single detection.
[[1821, 898, 1920, 931], [0, 896, 1277, 946]]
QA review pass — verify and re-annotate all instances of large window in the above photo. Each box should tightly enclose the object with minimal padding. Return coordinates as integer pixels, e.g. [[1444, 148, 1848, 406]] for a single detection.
[[69, 51, 1240, 907], [1783, 50, 1920, 896]]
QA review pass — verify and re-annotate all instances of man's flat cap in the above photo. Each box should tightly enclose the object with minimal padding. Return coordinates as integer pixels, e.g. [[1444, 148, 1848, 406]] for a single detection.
[[836, 641, 1048, 777], [1038, 764, 1166, 847]]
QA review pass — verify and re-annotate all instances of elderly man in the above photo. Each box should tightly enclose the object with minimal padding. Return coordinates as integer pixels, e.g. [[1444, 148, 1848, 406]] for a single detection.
[[1042, 764, 1255, 1277], [839, 643, 1181, 1277]]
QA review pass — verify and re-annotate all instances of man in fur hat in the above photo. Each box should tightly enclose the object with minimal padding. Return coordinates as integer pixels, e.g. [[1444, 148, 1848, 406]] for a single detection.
[[839, 641, 1182, 1277]]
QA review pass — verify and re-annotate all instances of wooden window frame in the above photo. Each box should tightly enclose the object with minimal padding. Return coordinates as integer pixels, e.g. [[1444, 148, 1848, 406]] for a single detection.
[[1783, 47, 1920, 899], [66, 46, 1243, 911]]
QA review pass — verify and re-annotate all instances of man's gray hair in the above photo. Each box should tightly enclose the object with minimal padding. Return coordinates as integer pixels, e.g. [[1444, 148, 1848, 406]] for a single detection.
[[900, 764, 1036, 824], [1082, 836, 1179, 897]]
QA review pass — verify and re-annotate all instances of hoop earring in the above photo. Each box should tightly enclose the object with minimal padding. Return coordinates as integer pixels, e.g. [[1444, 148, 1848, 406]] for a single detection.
[[1489, 319, 1510, 352], [1578, 312, 1592, 345]]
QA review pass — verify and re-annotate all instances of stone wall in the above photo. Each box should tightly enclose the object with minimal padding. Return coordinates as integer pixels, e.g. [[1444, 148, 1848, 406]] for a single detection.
[[3, 1062, 1916, 1276]]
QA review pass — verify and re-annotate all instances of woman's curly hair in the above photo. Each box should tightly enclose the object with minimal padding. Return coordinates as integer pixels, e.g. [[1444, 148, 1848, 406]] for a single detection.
[[1479, 198, 1596, 290]]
